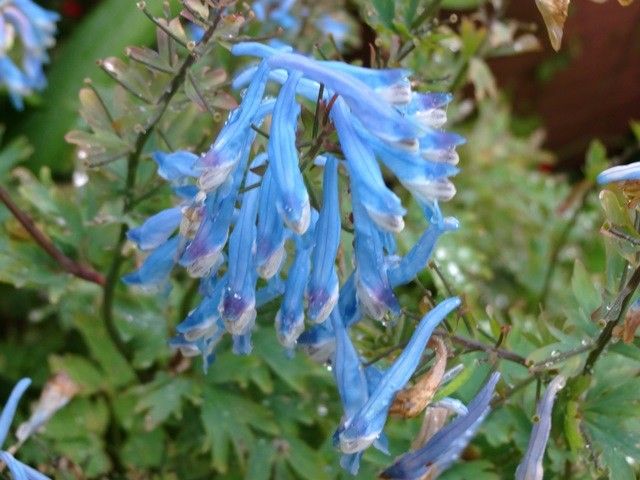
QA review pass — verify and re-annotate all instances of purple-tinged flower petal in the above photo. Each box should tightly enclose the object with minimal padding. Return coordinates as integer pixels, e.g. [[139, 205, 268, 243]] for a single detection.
[[515, 375, 565, 480], [333, 97, 406, 232], [380, 372, 500, 480], [220, 169, 261, 335], [307, 155, 340, 323], [122, 236, 180, 291], [336, 298, 461, 454], [151, 151, 198, 181], [351, 188, 400, 320], [0, 378, 31, 447], [276, 235, 312, 348], [176, 277, 226, 341], [197, 61, 270, 191], [256, 166, 288, 279], [267, 70, 311, 234], [127, 207, 182, 251], [297, 321, 336, 362], [597, 162, 640, 185]]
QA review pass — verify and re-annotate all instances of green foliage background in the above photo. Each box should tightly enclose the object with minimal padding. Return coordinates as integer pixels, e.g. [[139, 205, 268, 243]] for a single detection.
[[0, 0, 639, 479]]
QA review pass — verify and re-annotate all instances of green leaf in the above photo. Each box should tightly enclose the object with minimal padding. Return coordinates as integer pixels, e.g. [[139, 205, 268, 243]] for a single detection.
[[571, 260, 602, 316], [121, 428, 166, 469], [584, 140, 608, 183], [284, 437, 331, 480], [135, 374, 196, 429], [245, 439, 276, 480], [371, 0, 395, 28], [201, 386, 279, 473], [49, 354, 105, 395], [16, 0, 156, 173]]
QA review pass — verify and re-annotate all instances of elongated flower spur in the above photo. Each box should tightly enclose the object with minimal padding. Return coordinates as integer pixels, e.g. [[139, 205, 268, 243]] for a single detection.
[[515, 375, 565, 480], [381, 372, 501, 480], [0, 378, 51, 479], [0, 0, 59, 109], [123, 41, 464, 472]]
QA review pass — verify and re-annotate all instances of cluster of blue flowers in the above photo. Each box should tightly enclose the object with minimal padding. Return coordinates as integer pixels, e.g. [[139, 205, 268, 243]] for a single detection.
[[0, 0, 58, 110], [0, 378, 50, 479], [123, 41, 507, 475]]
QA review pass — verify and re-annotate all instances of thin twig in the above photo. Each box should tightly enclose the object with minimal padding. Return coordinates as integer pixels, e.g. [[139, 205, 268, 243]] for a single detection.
[[0, 185, 105, 286], [583, 262, 640, 374]]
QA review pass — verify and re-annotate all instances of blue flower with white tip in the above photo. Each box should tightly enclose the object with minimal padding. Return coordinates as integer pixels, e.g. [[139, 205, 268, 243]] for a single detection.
[[0, 378, 51, 479], [380, 372, 501, 480], [123, 41, 465, 473], [0, 0, 59, 109]]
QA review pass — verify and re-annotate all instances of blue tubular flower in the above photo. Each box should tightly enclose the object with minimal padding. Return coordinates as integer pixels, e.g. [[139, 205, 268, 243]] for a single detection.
[[333, 97, 406, 232], [275, 234, 313, 348], [127, 207, 182, 251], [352, 187, 400, 320], [597, 162, 640, 185], [176, 277, 225, 341], [388, 217, 459, 286], [380, 372, 500, 480], [0, 0, 58, 110], [256, 167, 287, 279], [152, 151, 199, 182], [122, 236, 180, 291], [231, 43, 420, 143], [515, 375, 565, 480], [331, 309, 388, 475], [197, 61, 270, 191], [220, 168, 261, 335], [0, 378, 51, 480], [336, 298, 461, 454], [268, 70, 311, 234], [307, 155, 340, 323]]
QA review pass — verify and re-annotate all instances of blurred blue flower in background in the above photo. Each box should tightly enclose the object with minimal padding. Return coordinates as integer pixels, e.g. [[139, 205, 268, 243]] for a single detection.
[[0, 378, 51, 479], [0, 0, 59, 109]]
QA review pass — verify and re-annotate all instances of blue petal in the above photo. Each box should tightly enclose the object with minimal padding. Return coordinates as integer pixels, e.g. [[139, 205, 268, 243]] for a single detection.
[[197, 61, 270, 190], [336, 298, 461, 454], [388, 217, 459, 286], [267, 70, 311, 234], [122, 236, 179, 290], [307, 155, 340, 323], [380, 372, 500, 480], [127, 207, 182, 251], [221, 168, 261, 335], [333, 98, 406, 232], [256, 166, 288, 278], [515, 375, 565, 480], [276, 236, 311, 348], [152, 151, 198, 181], [331, 310, 368, 419], [597, 162, 640, 185], [351, 190, 400, 320], [0, 451, 28, 480], [0, 378, 31, 448]]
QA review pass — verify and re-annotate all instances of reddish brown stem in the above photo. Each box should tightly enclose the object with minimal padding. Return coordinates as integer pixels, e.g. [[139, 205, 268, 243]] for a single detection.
[[0, 185, 105, 286]]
